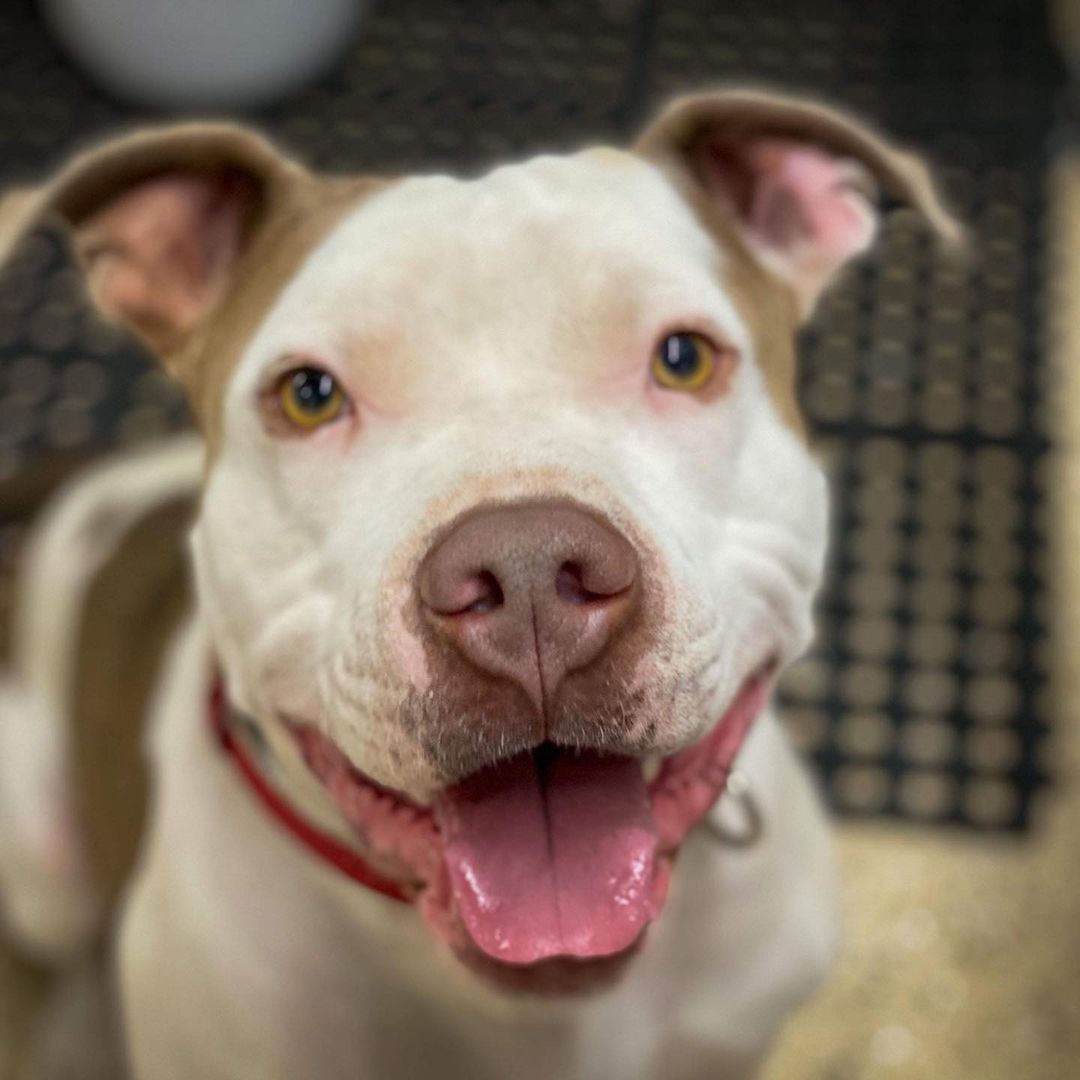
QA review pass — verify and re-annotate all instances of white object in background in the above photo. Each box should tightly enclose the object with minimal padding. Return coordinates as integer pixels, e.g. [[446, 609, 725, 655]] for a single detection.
[[41, 0, 365, 111]]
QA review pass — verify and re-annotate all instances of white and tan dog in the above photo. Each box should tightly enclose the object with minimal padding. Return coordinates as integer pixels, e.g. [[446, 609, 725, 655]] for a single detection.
[[0, 90, 956, 1079]]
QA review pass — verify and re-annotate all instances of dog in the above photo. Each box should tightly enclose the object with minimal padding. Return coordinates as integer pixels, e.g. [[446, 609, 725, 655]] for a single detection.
[[0, 89, 957, 1079]]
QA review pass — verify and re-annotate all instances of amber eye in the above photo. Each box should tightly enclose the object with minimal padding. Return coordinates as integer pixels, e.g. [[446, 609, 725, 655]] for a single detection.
[[650, 332, 718, 392], [277, 367, 346, 429]]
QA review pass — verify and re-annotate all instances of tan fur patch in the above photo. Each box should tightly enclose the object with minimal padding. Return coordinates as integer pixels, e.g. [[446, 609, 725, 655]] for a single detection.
[[646, 167, 806, 436], [175, 175, 391, 455], [69, 496, 193, 900]]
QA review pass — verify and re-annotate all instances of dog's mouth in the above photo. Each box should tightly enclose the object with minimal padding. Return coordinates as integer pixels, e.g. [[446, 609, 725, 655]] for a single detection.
[[291, 662, 773, 970]]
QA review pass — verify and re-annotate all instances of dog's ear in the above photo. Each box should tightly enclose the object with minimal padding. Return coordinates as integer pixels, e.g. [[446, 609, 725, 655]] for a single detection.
[[634, 89, 961, 317], [0, 123, 310, 366]]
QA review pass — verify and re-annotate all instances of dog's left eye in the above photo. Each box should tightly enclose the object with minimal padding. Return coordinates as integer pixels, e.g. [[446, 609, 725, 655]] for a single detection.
[[650, 332, 719, 392], [276, 367, 347, 430]]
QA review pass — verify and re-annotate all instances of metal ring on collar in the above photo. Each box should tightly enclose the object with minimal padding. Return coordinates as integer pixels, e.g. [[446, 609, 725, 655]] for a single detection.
[[703, 769, 764, 849]]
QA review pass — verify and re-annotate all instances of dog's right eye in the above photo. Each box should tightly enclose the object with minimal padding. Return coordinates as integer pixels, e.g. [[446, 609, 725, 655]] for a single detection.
[[651, 332, 719, 392], [275, 367, 347, 430]]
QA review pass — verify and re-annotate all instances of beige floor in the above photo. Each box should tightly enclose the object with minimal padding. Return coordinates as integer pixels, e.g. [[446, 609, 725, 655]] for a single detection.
[[2, 167, 1079, 1080]]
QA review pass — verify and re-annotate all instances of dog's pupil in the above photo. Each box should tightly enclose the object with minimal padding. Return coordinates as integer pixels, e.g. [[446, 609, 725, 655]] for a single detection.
[[292, 369, 335, 410], [661, 334, 699, 377]]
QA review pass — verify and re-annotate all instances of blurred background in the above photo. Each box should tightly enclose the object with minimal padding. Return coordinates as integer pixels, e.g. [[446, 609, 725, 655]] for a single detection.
[[0, 0, 1077, 1077]]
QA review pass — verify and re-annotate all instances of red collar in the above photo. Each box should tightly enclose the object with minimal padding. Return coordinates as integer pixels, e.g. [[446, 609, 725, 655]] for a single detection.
[[209, 682, 410, 904]]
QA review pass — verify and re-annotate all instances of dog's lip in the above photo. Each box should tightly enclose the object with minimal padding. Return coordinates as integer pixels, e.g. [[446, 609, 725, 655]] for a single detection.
[[287, 656, 776, 964], [289, 654, 777, 813]]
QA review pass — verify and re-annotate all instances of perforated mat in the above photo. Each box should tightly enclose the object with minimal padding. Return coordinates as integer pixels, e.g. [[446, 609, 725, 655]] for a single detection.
[[0, 0, 1063, 830]]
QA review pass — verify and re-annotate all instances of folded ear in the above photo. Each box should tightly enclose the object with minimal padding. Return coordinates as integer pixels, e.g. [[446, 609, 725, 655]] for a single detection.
[[634, 89, 962, 317], [0, 123, 310, 364]]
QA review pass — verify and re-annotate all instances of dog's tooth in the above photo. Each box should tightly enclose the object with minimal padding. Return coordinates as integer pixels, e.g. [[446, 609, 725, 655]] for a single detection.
[[641, 755, 663, 783]]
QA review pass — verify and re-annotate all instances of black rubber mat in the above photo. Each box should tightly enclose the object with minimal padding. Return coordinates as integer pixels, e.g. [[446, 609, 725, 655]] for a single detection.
[[0, 0, 1064, 830]]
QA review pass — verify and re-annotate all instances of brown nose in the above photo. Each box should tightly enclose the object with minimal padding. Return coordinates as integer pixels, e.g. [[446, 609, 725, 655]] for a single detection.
[[418, 501, 640, 716]]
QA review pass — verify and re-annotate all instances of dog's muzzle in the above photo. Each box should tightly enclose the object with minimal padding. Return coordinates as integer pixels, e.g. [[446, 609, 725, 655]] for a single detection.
[[221, 498, 776, 973]]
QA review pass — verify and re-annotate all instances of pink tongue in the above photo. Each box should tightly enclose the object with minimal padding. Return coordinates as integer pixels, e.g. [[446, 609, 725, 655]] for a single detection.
[[434, 750, 661, 965]]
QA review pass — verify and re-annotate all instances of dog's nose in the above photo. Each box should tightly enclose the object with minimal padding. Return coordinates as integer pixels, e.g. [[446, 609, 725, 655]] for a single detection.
[[418, 502, 640, 715]]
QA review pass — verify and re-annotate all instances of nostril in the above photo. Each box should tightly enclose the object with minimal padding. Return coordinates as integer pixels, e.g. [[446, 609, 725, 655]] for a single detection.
[[555, 563, 589, 605], [439, 570, 504, 616], [465, 571, 504, 614], [556, 562, 628, 606]]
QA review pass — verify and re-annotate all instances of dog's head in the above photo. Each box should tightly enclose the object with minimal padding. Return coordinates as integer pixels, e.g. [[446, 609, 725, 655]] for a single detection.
[[0, 90, 956, 980]]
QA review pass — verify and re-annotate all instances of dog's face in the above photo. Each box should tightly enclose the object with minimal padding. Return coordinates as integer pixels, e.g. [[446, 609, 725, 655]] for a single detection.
[[0, 90, 956, 978], [199, 148, 819, 788]]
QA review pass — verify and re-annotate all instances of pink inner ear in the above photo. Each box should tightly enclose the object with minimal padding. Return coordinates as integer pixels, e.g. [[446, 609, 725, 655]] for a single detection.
[[80, 171, 251, 348], [698, 136, 877, 303], [744, 139, 875, 259]]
